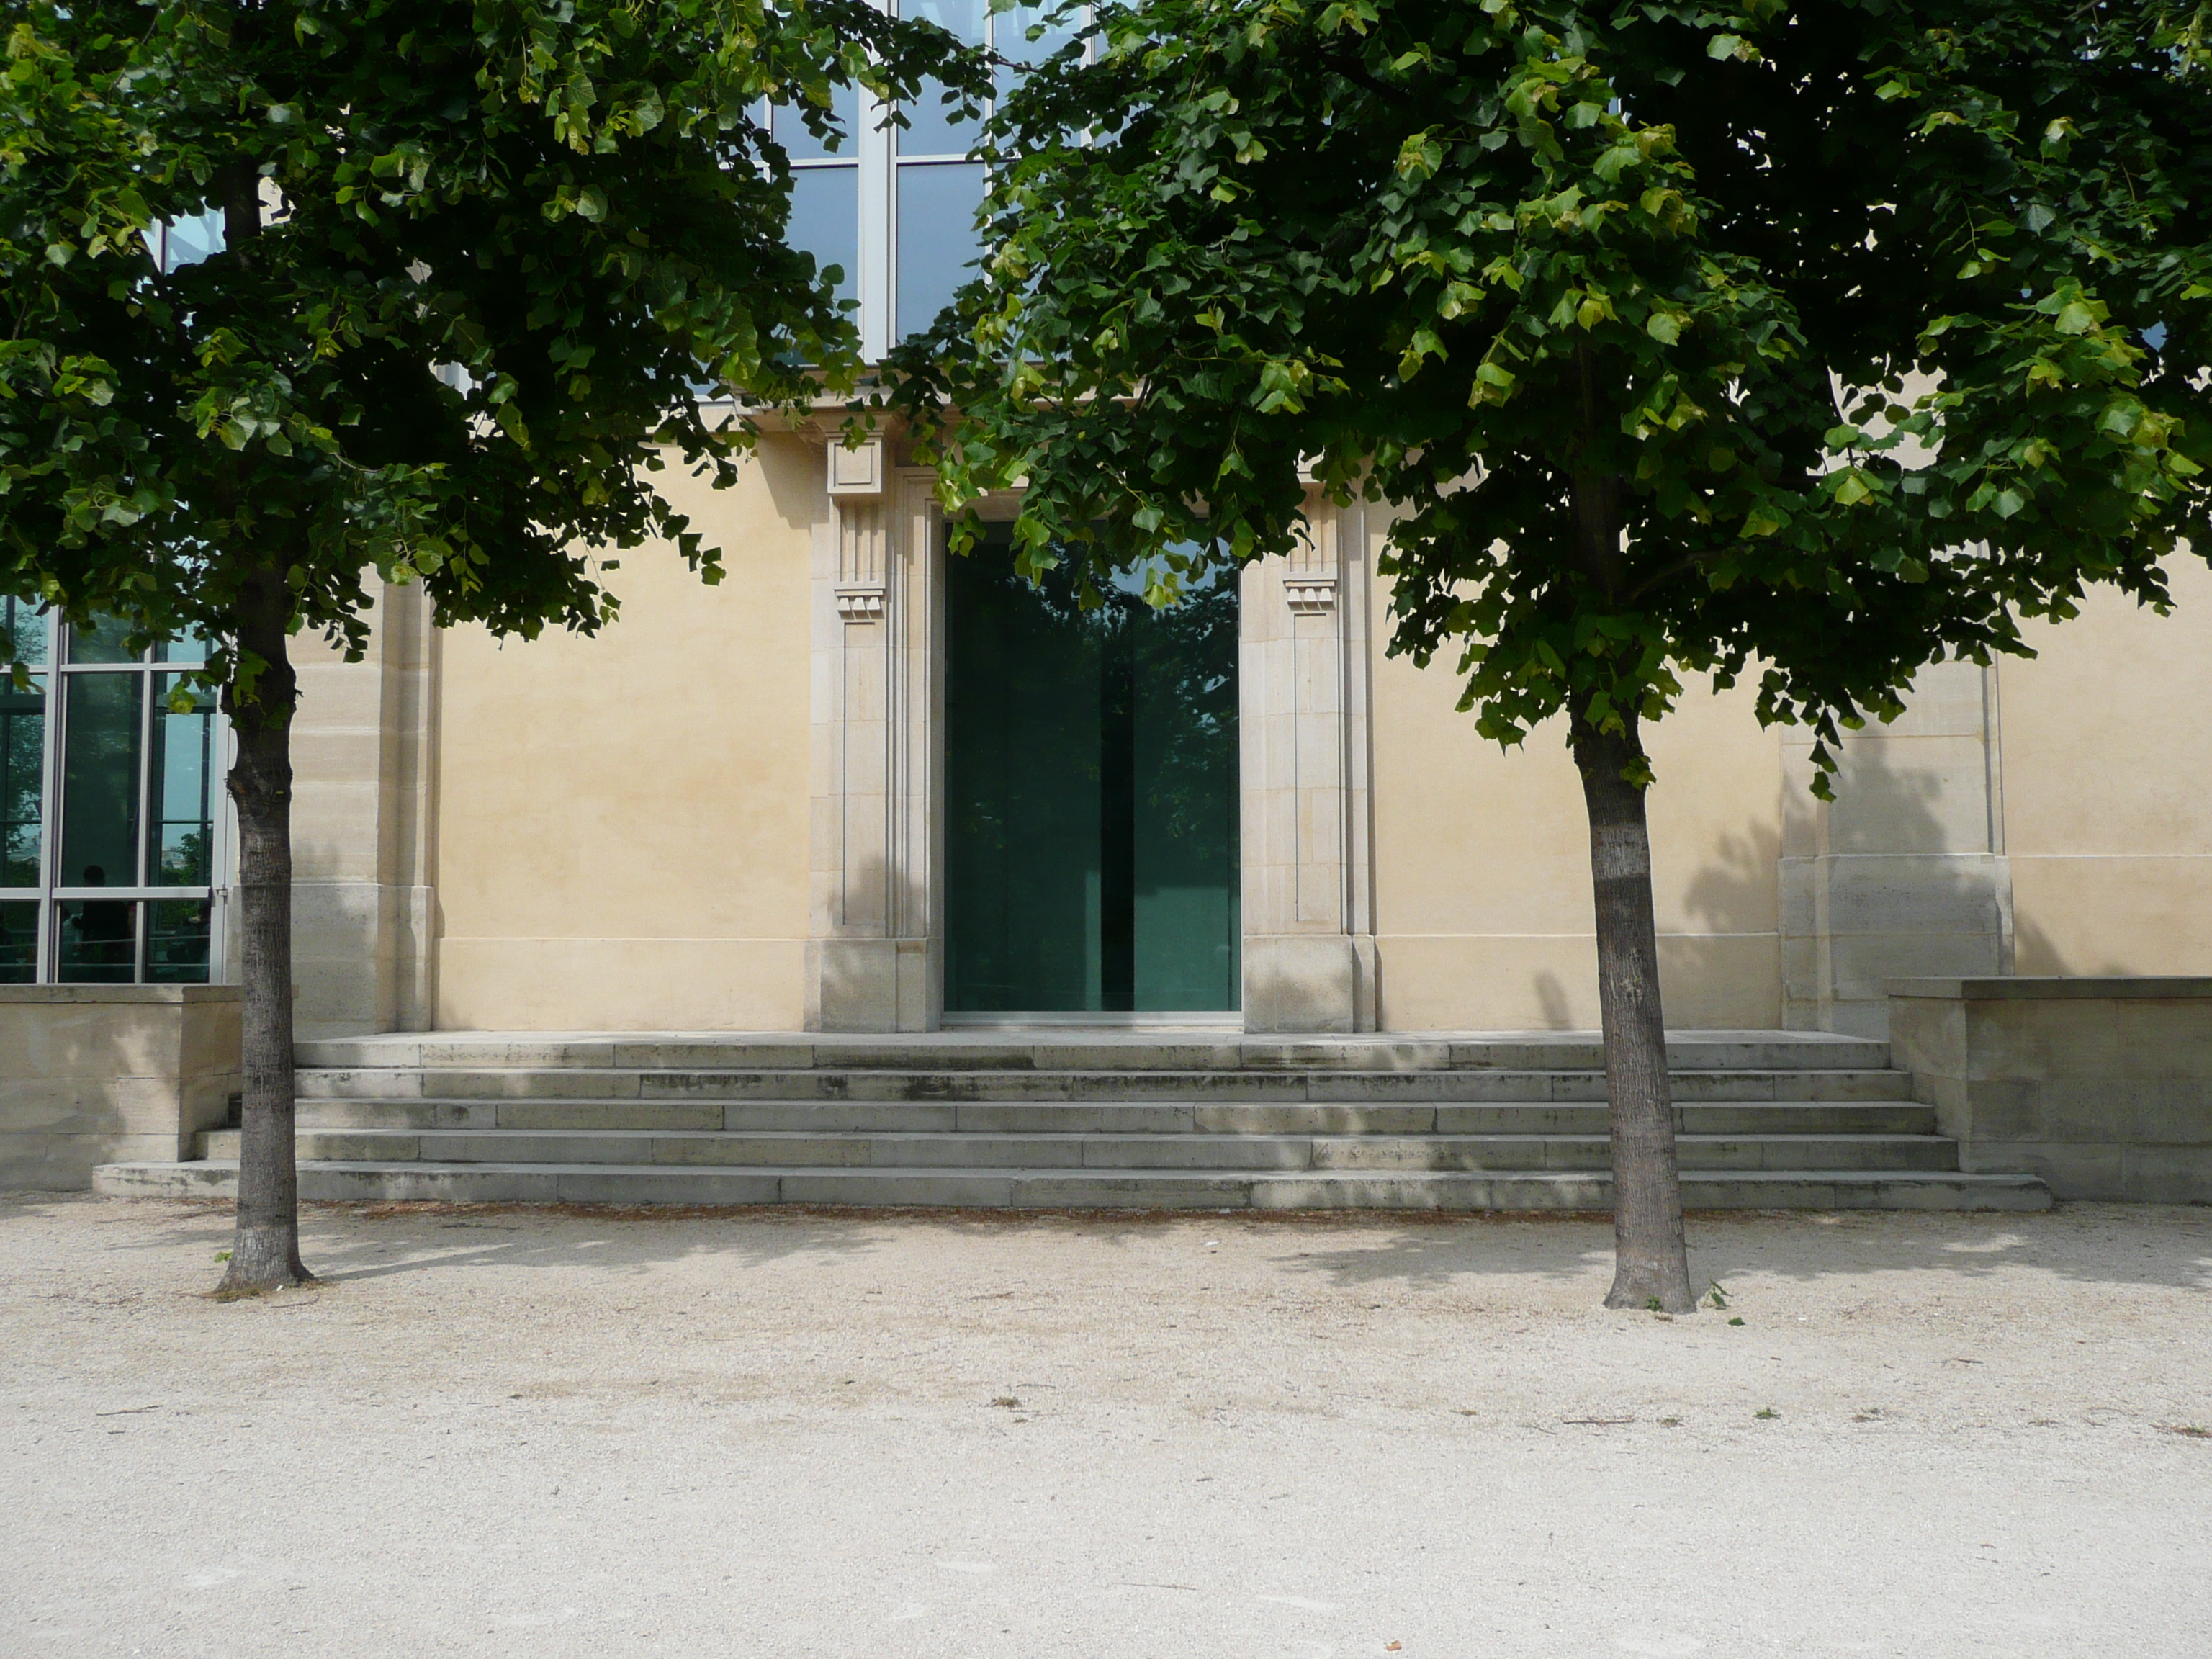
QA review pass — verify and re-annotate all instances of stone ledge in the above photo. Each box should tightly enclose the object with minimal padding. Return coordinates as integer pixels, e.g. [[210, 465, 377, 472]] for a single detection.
[[0, 985, 242, 1006], [1889, 976, 2212, 1002]]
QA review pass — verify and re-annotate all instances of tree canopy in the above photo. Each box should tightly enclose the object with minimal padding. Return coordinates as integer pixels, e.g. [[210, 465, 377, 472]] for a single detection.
[[1, 0, 977, 673], [907, 0, 2211, 785], [0, 0, 985, 1292], [899, 0, 2212, 1308]]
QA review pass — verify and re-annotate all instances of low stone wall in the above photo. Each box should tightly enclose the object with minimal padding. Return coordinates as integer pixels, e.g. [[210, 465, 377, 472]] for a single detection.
[[1889, 977, 2212, 1202], [0, 986, 242, 1190]]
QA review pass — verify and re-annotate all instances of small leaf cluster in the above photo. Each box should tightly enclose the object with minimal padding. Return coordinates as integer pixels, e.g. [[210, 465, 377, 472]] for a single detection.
[[0, 0, 986, 695], [899, 0, 2211, 788]]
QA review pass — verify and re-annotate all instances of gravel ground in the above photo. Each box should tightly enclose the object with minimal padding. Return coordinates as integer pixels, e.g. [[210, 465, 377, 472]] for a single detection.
[[2, 1193, 2208, 1659]]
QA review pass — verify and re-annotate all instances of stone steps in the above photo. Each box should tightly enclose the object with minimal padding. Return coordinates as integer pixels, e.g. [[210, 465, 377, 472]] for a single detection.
[[194, 1126, 1966, 1174], [292, 1031, 1894, 1074], [89, 1028, 2057, 1213], [292, 1067, 1919, 1103], [270, 1097, 1944, 1136], [94, 1159, 2055, 1212]]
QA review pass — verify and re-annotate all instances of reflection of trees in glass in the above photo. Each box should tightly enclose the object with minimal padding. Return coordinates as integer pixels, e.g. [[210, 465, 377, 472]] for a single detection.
[[1, 679, 41, 887], [148, 898, 210, 982], [1, 599, 45, 889], [0, 901, 35, 981], [149, 677, 214, 885], [60, 673, 143, 887]]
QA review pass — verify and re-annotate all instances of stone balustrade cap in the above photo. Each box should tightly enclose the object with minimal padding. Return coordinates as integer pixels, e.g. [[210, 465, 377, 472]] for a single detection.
[[0, 984, 242, 1005], [1887, 976, 2212, 1002]]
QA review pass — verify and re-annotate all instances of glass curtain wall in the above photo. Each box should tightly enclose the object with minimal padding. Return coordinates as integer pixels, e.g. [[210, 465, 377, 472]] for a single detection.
[[0, 606, 224, 984], [945, 531, 1240, 1013]]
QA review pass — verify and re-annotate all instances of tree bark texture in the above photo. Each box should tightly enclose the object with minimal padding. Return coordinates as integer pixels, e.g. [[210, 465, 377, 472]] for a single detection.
[[1571, 706, 1696, 1313], [216, 569, 312, 1294]]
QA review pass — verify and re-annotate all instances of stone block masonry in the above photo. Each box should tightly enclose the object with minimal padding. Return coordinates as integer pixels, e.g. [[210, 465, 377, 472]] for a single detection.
[[1888, 977, 2212, 1202], [0, 986, 240, 1190]]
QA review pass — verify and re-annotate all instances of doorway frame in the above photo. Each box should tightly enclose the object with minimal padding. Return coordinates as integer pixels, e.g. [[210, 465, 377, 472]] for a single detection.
[[804, 445, 1377, 1033]]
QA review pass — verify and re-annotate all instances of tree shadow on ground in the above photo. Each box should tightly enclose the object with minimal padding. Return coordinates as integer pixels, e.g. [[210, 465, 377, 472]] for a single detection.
[[23, 1195, 899, 1285], [1264, 1206, 2212, 1294]]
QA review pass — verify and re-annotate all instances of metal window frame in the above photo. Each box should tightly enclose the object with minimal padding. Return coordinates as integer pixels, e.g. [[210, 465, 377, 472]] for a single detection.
[[13, 611, 235, 986], [765, 2, 1092, 362]]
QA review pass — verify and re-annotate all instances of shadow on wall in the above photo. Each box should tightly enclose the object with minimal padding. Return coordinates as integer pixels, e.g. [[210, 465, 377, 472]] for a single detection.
[[1758, 732, 2096, 1031]]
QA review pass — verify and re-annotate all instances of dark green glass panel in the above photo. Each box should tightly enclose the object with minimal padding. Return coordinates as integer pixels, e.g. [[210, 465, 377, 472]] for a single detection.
[[66, 616, 139, 663], [945, 544, 1105, 1011], [147, 898, 211, 983], [149, 675, 215, 885], [945, 532, 1238, 1012], [0, 900, 37, 982], [58, 896, 136, 982], [60, 673, 143, 889], [1131, 563, 1240, 1009]]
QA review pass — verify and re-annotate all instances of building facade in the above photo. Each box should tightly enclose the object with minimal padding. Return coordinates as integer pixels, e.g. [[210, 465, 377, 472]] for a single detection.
[[210, 425, 2200, 1040], [6, 20, 2207, 1040]]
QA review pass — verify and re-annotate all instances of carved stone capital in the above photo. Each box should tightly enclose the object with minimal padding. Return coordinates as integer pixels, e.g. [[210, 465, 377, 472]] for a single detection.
[[835, 585, 886, 623]]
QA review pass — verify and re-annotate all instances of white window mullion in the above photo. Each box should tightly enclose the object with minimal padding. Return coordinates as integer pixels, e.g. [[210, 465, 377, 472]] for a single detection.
[[859, 86, 894, 364]]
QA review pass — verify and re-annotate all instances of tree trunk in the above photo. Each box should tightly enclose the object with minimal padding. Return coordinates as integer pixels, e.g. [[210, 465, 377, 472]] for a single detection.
[[215, 569, 311, 1295], [1571, 704, 1695, 1313]]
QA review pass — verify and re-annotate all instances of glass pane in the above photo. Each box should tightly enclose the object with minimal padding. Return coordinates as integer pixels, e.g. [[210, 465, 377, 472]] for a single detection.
[[4, 596, 48, 668], [67, 616, 140, 664], [945, 541, 1104, 1011], [0, 899, 36, 983], [1131, 559, 1241, 1009], [896, 162, 986, 338], [789, 166, 860, 305], [770, 85, 860, 161], [58, 896, 136, 983], [147, 897, 211, 984], [945, 530, 1240, 1012], [60, 672, 143, 889], [1, 667, 42, 890], [148, 675, 215, 885], [156, 628, 210, 665], [157, 210, 225, 273], [900, 0, 987, 156], [999, 0, 1085, 64]]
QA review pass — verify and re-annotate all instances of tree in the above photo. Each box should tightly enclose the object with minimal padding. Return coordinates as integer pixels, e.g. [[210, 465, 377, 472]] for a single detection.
[[899, 0, 2212, 1308], [1, 0, 982, 1293]]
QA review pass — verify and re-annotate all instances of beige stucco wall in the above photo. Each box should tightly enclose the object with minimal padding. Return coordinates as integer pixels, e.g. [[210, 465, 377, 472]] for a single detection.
[[1368, 567, 1784, 1031], [2000, 554, 2212, 977], [431, 435, 819, 1030]]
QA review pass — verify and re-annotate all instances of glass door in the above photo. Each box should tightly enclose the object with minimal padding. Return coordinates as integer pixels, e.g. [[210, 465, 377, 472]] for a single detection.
[[944, 529, 1239, 1014]]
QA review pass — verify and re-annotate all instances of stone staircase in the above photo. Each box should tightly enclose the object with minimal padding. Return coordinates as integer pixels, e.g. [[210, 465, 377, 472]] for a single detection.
[[91, 1029, 2053, 1211]]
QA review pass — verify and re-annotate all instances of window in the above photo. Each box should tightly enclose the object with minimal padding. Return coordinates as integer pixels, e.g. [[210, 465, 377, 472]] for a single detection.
[[0, 605, 229, 984], [765, 4, 1090, 360]]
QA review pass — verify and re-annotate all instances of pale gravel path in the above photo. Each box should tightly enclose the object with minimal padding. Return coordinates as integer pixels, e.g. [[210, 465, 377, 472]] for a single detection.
[[2, 1195, 2207, 1659]]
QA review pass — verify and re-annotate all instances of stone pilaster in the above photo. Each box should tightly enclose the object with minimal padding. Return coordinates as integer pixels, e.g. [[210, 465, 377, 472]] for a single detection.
[[806, 449, 943, 1030], [1238, 496, 1379, 1032], [288, 579, 440, 1037]]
